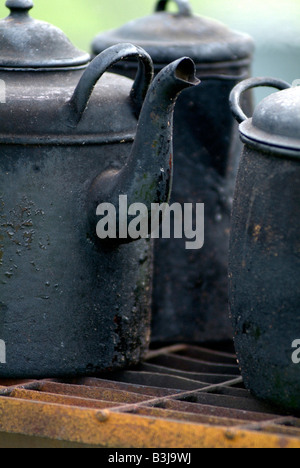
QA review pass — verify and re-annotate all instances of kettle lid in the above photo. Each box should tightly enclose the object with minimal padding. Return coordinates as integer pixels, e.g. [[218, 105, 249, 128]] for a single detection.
[[231, 77, 300, 156], [92, 0, 254, 65], [0, 0, 90, 69]]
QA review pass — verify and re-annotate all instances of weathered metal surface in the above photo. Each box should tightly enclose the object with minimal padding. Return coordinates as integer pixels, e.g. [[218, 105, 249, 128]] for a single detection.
[[87, 57, 200, 244], [2, 397, 299, 449], [162, 399, 280, 423], [147, 354, 240, 375], [0, 140, 154, 377], [92, 0, 254, 66], [229, 79, 300, 412], [0, 46, 153, 144], [77, 377, 183, 397], [0, 0, 90, 68], [231, 79, 300, 157], [0, 1, 201, 377], [151, 73, 253, 346], [106, 371, 212, 391], [139, 363, 238, 384], [7, 388, 120, 410], [0, 345, 299, 448], [91, 0, 255, 344]]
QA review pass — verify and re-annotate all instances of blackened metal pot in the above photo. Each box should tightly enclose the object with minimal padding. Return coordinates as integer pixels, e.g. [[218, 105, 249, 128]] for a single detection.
[[92, 0, 255, 344], [0, 0, 199, 378], [229, 77, 300, 412]]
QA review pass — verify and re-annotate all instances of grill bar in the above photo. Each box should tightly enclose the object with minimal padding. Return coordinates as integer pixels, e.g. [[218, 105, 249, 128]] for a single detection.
[[106, 377, 244, 414], [0, 344, 299, 448]]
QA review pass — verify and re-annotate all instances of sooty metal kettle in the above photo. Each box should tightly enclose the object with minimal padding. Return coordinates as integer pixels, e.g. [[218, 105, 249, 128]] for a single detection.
[[0, 0, 199, 377], [229, 77, 300, 411], [92, 0, 255, 344]]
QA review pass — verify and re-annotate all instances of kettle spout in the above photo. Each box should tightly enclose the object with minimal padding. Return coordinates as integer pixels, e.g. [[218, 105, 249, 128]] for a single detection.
[[124, 57, 200, 206], [91, 57, 200, 243]]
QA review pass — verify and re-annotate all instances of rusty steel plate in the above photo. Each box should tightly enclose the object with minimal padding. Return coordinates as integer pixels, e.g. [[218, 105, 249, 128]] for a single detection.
[[0, 345, 299, 448]]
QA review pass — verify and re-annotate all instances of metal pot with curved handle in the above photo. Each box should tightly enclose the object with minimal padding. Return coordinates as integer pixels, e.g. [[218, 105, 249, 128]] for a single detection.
[[229, 77, 300, 412], [0, 1, 199, 377]]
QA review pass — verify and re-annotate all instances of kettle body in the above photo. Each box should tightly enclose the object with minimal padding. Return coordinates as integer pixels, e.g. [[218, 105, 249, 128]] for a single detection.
[[0, 140, 154, 377], [0, 67, 154, 378], [92, 0, 255, 343], [0, 1, 199, 377], [229, 78, 300, 411]]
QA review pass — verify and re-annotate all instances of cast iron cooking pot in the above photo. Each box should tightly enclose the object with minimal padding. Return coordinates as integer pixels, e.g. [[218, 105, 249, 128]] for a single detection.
[[0, 0, 199, 378], [92, 0, 255, 344], [229, 77, 300, 411]]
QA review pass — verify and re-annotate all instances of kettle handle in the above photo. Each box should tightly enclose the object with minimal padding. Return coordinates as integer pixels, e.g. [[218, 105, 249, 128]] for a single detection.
[[155, 0, 192, 16], [230, 77, 291, 124], [69, 43, 154, 123]]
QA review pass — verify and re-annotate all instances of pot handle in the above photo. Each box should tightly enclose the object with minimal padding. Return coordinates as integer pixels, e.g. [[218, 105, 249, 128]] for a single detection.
[[69, 43, 154, 123], [230, 77, 291, 124], [155, 0, 192, 16]]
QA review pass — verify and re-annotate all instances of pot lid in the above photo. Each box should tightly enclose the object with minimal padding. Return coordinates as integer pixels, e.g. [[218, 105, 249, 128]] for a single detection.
[[0, 0, 90, 69], [231, 78, 300, 155], [92, 0, 254, 65]]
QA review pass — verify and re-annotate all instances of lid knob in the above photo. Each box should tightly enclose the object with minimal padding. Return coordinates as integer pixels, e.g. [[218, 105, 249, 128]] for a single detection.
[[155, 0, 192, 16], [0, 0, 90, 68], [6, 0, 33, 13]]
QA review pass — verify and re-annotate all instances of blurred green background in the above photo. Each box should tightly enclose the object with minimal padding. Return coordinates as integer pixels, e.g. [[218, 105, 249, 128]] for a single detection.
[[0, 0, 299, 99]]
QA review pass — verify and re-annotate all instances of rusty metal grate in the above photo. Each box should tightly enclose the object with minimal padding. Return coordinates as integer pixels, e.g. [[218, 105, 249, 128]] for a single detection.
[[0, 344, 300, 448]]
